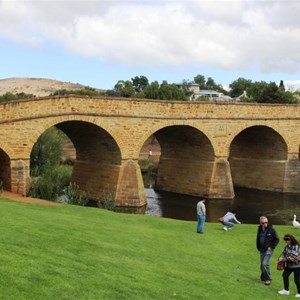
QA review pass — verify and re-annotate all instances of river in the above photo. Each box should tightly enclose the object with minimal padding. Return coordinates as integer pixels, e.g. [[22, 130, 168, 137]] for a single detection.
[[144, 187, 300, 225]]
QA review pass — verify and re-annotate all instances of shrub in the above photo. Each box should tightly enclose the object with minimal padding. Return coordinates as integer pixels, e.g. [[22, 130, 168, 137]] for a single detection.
[[61, 182, 88, 206], [30, 127, 70, 177], [138, 159, 158, 174], [138, 160, 158, 188], [28, 165, 72, 201], [97, 189, 116, 211]]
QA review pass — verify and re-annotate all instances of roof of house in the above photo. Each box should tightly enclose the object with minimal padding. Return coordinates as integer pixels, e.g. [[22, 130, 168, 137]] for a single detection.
[[198, 89, 221, 94]]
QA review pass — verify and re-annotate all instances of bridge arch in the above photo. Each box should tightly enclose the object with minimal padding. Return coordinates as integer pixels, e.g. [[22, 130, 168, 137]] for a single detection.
[[135, 122, 214, 159], [229, 125, 288, 192], [27, 116, 123, 159], [139, 124, 215, 197], [28, 119, 124, 202], [55, 120, 122, 201], [0, 148, 11, 191]]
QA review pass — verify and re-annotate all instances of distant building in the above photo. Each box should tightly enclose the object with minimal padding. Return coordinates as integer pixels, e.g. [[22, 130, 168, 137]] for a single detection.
[[176, 83, 235, 102], [198, 89, 221, 98]]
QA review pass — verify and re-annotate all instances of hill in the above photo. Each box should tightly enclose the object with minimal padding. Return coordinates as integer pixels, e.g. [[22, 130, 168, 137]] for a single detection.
[[0, 77, 103, 97]]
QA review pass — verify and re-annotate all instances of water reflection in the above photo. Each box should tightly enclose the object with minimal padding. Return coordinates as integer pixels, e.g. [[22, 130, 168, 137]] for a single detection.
[[145, 187, 300, 225]]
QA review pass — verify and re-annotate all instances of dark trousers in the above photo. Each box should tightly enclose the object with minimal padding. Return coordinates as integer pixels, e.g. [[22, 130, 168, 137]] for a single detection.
[[283, 267, 300, 293]]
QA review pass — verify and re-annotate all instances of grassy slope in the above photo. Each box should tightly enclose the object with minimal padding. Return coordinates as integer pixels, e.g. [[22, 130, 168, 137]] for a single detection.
[[0, 197, 296, 300]]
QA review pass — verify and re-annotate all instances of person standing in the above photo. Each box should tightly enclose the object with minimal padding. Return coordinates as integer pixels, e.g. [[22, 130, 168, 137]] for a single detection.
[[196, 198, 206, 234], [256, 216, 279, 285], [220, 210, 241, 231], [278, 234, 300, 297]]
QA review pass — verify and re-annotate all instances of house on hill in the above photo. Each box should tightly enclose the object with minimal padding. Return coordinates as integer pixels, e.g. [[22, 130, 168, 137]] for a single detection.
[[176, 83, 235, 102]]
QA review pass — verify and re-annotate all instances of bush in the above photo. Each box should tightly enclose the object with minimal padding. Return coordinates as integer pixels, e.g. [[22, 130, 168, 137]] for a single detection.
[[138, 159, 158, 173], [28, 165, 72, 201], [138, 160, 158, 188], [30, 127, 70, 177], [97, 189, 116, 211], [61, 182, 88, 206]]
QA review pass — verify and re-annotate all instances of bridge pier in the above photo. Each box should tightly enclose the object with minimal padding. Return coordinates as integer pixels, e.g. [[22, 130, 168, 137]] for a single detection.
[[10, 159, 30, 195], [283, 156, 300, 193], [115, 160, 147, 207], [208, 157, 234, 199]]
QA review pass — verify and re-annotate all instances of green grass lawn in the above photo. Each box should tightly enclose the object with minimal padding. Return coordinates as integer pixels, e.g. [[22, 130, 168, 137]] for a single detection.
[[0, 197, 297, 300]]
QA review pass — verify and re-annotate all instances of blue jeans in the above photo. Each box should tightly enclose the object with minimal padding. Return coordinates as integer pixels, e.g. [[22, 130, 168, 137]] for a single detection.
[[260, 249, 273, 281], [197, 215, 206, 233], [223, 221, 234, 229]]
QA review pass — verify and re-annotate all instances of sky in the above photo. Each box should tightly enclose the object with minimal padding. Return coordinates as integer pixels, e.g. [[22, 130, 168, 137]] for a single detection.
[[1, 0, 300, 91]]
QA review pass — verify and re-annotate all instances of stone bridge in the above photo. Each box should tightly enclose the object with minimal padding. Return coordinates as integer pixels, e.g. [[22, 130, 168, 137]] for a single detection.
[[0, 95, 299, 207]]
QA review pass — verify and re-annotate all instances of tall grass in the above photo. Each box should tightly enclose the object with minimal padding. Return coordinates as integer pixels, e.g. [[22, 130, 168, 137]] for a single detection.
[[0, 197, 296, 299]]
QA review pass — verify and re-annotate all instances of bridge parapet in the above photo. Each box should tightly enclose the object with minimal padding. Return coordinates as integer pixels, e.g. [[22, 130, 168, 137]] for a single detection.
[[1, 96, 300, 123]]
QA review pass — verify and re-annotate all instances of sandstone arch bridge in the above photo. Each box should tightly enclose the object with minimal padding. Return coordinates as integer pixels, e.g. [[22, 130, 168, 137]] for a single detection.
[[0, 95, 300, 207]]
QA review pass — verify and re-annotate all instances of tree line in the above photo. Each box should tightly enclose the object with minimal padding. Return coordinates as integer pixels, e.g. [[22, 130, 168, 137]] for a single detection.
[[107, 75, 298, 104], [0, 75, 299, 103]]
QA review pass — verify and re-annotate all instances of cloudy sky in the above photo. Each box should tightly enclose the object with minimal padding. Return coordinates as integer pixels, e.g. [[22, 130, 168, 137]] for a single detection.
[[1, 0, 300, 90]]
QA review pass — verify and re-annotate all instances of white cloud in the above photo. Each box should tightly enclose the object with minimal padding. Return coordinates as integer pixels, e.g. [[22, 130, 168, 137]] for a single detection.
[[285, 80, 300, 92], [1, 0, 300, 75]]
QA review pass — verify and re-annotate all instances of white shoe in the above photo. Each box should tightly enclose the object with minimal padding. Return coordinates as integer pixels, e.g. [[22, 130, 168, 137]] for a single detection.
[[278, 289, 289, 295], [295, 294, 300, 298], [223, 227, 228, 231], [228, 227, 232, 230]]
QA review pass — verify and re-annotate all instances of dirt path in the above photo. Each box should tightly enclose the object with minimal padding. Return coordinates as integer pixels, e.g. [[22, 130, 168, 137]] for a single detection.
[[1, 191, 62, 206]]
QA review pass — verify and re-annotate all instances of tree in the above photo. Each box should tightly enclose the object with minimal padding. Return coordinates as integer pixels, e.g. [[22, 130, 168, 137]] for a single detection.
[[256, 82, 279, 103], [30, 127, 68, 176], [131, 75, 149, 92], [194, 74, 206, 89], [143, 81, 160, 99], [51, 87, 102, 97], [229, 78, 253, 98], [158, 81, 186, 100], [113, 80, 135, 98], [279, 80, 285, 91], [246, 81, 296, 103], [144, 80, 186, 100], [262, 82, 295, 104], [0, 92, 36, 102], [181, 80, 194, 99], [110, 74, 297, 103], [247, 81, 268, 102], [193, 74, 226, 93], [206, 77, 217, 90]]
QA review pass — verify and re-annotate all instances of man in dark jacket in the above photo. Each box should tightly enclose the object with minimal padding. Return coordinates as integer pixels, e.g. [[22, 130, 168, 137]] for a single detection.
[[256, 216, 279, 285]]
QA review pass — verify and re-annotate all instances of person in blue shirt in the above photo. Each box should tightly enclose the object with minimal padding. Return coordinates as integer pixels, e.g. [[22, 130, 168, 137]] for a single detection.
[[256, 216, 279, 286]]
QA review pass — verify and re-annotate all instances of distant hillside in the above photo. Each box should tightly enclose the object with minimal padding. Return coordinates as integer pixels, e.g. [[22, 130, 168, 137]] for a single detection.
[[0, 77, 103, 97]]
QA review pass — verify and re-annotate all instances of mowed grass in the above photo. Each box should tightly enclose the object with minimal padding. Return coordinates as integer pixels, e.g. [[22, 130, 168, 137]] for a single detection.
[[0, 198, 297, 300]]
